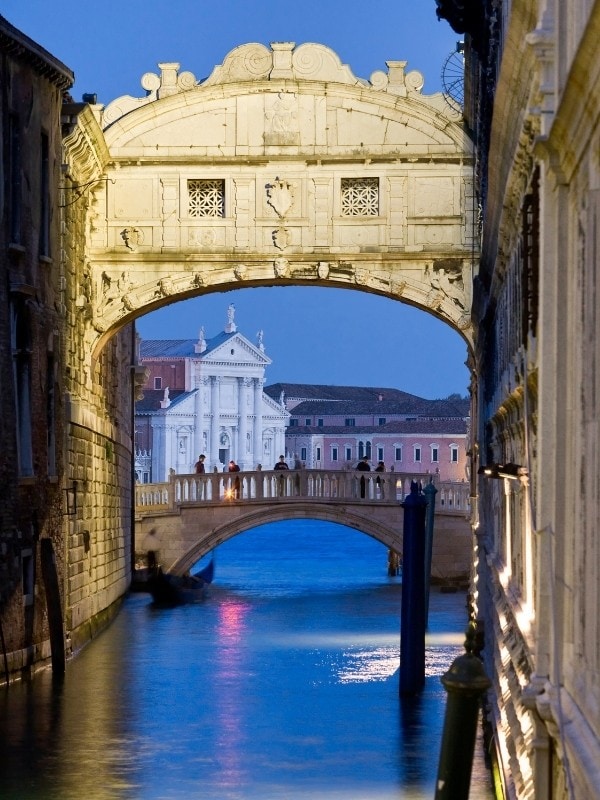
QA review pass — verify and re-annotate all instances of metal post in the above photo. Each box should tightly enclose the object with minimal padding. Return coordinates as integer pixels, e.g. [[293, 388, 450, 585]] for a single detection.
[[434, 623, 491, 799], [423, 478, 437, 626], [400, 481, 428, 695]]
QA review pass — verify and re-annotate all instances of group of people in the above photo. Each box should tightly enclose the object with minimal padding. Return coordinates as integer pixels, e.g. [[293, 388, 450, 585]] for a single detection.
[[356, 456, 386, 498], [193, 453, 290, 500], [191, 454, 385, 500]]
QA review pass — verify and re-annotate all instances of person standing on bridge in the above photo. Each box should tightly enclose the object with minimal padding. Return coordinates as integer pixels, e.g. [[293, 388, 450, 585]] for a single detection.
[[195, 454, 206, 474], [228, 459, 241, 499], [274, 455, 289, 497], [356, 455, 370, 498], [375, 461, 386, 499]]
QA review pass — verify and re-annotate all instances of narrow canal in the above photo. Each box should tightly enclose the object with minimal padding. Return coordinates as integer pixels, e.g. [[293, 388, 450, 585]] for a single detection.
[[0, 521, 494, 799]]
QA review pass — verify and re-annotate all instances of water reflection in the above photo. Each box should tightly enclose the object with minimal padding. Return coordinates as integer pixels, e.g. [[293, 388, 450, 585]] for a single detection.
[[0, 522, 493, 799]]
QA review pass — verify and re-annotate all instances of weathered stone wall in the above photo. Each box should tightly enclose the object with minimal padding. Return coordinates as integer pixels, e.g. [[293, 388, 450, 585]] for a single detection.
[[469, 1, 600, 797], [61, 106, 134, 658], [0, 18, 74, 682]]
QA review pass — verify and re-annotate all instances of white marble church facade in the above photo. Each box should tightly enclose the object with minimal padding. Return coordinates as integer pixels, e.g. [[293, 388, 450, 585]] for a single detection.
[[135, 306, 289, 481]]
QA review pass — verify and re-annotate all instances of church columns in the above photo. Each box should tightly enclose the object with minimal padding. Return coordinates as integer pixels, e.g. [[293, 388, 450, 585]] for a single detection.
[[210, 376, 220, 468], [151, 422, 166, 482], [238, 377, 249, 470], [253, 378, 263, 468]]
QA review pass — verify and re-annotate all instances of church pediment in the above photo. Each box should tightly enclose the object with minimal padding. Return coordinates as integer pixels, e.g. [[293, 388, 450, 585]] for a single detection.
[[204, 333, 271, 367]]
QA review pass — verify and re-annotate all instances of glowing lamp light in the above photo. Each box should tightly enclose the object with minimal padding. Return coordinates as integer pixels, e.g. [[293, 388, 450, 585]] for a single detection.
[[478, 463, 528, 480]]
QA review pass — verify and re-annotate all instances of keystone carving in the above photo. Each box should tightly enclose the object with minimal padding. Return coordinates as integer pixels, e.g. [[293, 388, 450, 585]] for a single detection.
[[274, 257, 290, 278]]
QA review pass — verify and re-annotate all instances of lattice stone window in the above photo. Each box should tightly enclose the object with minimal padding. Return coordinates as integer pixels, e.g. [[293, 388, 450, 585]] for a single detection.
[[188, 179, 225, 217], [341, 177, 379, 216]]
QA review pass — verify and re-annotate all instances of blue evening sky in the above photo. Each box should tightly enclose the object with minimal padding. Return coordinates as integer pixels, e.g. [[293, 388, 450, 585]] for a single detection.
[[4, 1, 469, 399]]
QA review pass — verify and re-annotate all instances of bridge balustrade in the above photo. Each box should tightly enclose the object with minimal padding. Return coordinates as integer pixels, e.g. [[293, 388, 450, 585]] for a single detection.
[[134, 470, 471, 513]]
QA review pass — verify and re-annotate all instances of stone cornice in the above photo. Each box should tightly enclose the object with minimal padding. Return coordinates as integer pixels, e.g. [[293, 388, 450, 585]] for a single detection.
[[482, 0, 541, 273], [62, 104, 110, 184], [543, 8, 600, 185]]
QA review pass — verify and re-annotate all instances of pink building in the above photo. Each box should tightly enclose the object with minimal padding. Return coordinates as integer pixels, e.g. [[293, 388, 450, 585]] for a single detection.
[[265, 383, 469, 482]]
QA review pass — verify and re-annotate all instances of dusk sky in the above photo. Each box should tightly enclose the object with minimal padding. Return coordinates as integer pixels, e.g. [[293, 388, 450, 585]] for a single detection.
[[4, 1, 469, 398]]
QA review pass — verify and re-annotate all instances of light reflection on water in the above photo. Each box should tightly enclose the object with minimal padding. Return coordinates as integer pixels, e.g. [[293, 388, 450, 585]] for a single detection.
[[0, 521, 494, 799]]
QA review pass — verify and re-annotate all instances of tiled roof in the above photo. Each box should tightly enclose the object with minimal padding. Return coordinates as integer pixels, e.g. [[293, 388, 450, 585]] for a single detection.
[[288, 418, 468, 435], [264, 382, 423, 403], [288, 398, 469, 418], [140, 332, 235, 359], [135, 388, 191, 413]]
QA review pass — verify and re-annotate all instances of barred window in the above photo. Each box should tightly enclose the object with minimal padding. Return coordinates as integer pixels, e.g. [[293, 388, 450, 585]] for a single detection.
[[341, 177, 379, 216], [188, 179, 225, 217]]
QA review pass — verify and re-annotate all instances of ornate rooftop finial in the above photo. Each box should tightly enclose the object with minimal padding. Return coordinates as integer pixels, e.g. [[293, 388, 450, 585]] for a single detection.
[[225, 303, 237, 333], [194, 325, 207, 354], [160, 386, 171, 408], [257, 329, 264, 351]]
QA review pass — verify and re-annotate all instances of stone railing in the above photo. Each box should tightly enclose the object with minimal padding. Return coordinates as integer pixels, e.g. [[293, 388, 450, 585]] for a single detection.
[[135, 469, 471, 514]]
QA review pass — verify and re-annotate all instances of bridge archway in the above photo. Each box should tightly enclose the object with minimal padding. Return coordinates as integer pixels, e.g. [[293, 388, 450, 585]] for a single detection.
[[62, 41, 476, 363], [168, 503, 404, 575]]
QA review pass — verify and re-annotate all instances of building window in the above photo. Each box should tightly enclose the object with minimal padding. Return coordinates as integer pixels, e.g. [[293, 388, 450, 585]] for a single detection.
[[318, 418, 324, 427], [450, 445, 459, 463], [358, 441, 372, 459], [331, 446, 338, 461], [39, 132, 50, 257], [431, 446, 439, 463], [316, 446, 321, 461], [188, 179, 225, 217], [305, 418, 311, 426], [345, 418, 355, 427], [395, 446, 402, 462], [154, 377, 162, 390], [341, 177, 379, 216], [378, 417, 386, 425], [289, 418, 298, 426], [301, 447, 307, 461], [22, 549, 34, 607], [345, 446, 352, 461], [414, 446, 421, 463], [9, 114, 21, 244], [377, 447, 384, 462]]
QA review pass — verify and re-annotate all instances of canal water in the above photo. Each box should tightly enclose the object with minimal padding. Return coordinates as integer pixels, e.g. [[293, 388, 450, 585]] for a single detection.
[[0, 521, 495, 799]]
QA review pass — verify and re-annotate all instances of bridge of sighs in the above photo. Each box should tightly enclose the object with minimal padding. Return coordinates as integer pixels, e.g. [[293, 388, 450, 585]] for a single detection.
[[59, 41, 476, 651]]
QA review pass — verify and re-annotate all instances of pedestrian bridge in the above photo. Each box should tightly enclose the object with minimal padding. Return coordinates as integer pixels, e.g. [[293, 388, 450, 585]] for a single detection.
[[134, 469, 472, 582]]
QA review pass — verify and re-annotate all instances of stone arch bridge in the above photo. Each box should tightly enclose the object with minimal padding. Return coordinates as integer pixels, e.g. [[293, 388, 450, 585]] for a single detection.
[[63, 40, 476, 363], [58, 40, 477, 663], [135, 469, 472, 581]]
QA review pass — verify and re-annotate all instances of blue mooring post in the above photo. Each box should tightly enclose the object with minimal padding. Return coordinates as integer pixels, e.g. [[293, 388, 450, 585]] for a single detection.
[[434, 623, 491, 799], [423, 478, 437, 627], [399, 480, 428, 695]]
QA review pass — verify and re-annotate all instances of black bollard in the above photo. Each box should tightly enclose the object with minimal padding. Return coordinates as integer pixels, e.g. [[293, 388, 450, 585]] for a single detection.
[[434, 623, 491, 799], [399, 481, 428, 695], [423, 478, 437, 627]]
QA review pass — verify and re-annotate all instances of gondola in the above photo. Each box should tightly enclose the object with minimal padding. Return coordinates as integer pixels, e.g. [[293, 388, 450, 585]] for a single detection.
[[148, 557, 215, 606]]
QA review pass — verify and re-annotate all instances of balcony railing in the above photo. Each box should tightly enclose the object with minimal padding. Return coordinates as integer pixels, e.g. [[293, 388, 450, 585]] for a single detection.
[[135, 469, 471, 514]]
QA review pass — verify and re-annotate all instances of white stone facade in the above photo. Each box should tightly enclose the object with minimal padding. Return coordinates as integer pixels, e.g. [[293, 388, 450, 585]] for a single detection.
[[461, 1, 600, 797], [135, 308, 289, 480]]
